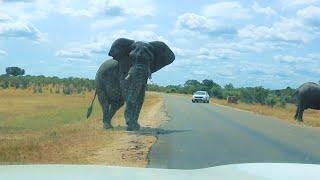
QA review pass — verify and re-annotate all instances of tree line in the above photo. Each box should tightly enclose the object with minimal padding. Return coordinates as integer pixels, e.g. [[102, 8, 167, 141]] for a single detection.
[[0, 75, 95, 95], [147, 79, 297, 108], [1, 67, 297, 107], [1, 67, 95, 95]]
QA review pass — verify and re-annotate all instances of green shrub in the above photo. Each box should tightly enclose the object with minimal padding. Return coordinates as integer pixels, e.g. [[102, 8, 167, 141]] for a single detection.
[[63, 86, 73, 95], [265, 94, 278, 108]]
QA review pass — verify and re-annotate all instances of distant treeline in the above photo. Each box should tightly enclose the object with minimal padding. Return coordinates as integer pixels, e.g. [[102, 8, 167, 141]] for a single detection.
[[0, 74, 95, 95], [0, 66, 297, 107], [147, 79, 297, 108]]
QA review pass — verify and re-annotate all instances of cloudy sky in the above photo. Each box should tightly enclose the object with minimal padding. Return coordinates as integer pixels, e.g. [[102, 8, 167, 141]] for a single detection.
[[0, 0, 319, 89]]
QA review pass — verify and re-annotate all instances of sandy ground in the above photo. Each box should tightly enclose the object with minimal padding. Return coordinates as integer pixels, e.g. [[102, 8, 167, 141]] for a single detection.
[[84, 92, 168, 167]]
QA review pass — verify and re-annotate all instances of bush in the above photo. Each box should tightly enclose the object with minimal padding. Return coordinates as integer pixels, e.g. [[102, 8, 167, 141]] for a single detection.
[[265, 94, 278, 108], [55, 88, 60, 94], [63, 86, 73, 95], [0, 81, 9, 89], [278, 97, 287, 108], [38, 86, 43, 93]]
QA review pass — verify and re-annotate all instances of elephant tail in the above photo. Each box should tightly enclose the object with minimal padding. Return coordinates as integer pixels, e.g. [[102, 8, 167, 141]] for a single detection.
[[86, 90, 97, 119]]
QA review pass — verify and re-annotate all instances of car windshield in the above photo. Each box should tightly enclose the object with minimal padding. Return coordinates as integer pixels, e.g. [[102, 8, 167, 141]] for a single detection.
[[195, 92, 206, 95], [1, 0, 320, 178]]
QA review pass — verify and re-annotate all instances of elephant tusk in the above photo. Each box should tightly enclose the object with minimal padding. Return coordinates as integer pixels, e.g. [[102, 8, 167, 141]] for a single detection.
[[125, 74, 131, 80]]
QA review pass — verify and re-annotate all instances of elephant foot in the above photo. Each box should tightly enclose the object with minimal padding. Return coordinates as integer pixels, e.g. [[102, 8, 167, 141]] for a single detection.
[[127, 123, 140, 131], [103, 123, 113, 129]]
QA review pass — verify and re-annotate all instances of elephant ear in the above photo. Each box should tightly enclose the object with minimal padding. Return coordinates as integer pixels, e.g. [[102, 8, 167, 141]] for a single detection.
[[108, 38, 134, 59], [149, 41, 175, 73]]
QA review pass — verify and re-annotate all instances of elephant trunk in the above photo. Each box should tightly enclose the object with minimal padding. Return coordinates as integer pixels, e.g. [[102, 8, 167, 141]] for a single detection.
[[125, 64, 151, 81]]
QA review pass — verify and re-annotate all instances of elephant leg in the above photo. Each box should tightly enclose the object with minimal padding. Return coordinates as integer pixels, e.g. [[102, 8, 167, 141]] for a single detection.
[[107, 100, 124, 127], [294, 105, 299, 120], [297, 105, 304, 122], [125, 84, 146, 131], [97, 89, 112, 129], [125, 101, 138, 131], [132, 86, 146, 125]]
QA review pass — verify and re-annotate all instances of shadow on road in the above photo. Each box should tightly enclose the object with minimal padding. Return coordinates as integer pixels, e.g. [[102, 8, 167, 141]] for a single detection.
[[110, 126, 191, 136], [134, 127, 191, 136]]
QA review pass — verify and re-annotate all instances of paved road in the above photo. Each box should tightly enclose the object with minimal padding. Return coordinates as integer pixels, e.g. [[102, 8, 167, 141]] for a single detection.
[[148, 94, 320, 169]]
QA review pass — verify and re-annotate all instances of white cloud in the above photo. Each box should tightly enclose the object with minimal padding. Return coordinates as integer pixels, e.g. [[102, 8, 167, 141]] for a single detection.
[[55, 48, 91, 59], [0, 49, 7, 56], [55, 37, 109, 59], [274, 54, 319, 63], [0, 0, 54, 21], [0, 1, 47, 41], [0, 12, 11, 22], [58, 0, 155, 18], [203, 1, 251, 20], [112, 29, 166, 42], [252, 2, 277, 16], [1, 0, 35, 2], [290, 0, 319, 6], [297, 5, 320, 28], [274, 55, 308, 63], [140, 24, 158, 30], [238, 17, 315, 43], [55, 28, 167, 60], [90, 17, 125, 29], [0, 21, 45, 41], [176, 13, 236, 36]]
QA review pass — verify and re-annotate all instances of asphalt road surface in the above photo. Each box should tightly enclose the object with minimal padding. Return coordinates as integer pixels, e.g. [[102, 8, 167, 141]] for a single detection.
[[148, 94, 320, 169]]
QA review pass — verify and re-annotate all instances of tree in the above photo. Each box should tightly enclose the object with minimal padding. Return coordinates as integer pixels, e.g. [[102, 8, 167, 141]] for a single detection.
[[202, 79, 214, 88], [5, 67, 25, 76], [210, 84, 223, 99], [224, 83, 234, 91], [184, 80, 201, 87]]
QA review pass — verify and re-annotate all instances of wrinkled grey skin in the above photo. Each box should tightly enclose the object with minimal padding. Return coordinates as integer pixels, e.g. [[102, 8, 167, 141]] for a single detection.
[[87, 38, 175, 131], [294, 82, 320, 122]]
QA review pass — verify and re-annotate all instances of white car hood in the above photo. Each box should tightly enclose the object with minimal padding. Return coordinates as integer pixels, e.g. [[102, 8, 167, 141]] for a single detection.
[[0, 163, 319, 180]]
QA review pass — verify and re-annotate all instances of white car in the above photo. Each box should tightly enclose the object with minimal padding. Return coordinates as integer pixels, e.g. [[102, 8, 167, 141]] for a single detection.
[[192, 91, 210, 103]]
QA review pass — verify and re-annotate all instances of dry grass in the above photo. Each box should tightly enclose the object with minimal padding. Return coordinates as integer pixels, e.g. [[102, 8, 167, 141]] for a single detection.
[[211, 97, 320, 127], [0, 89, 166, 167]]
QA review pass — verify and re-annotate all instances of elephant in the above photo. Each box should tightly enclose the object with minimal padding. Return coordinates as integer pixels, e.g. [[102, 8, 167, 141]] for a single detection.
[[294, 82, 320, 122], [86, 38, 175, 131]]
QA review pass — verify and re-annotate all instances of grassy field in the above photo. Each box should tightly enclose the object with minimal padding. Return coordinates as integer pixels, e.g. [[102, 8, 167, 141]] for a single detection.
[[0, 89, 166, 166], [210, 97, 320, 127]]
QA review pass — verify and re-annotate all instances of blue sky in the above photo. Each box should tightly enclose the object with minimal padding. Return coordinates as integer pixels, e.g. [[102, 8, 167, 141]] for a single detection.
[[0, 0, 320, 89]]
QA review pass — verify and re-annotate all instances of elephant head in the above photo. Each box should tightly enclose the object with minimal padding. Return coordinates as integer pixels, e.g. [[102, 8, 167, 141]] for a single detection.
[[108, 38, 175, 78], [108, 38, 175, 130]]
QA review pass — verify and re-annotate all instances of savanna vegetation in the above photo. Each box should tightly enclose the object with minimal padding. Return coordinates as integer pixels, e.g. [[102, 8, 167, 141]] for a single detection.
[[0, 67, 166, 165], [1, 67, 296, 109], [147, 79, 296, 108], [0, 72, 95, 95], [0, 88, 165, 165]]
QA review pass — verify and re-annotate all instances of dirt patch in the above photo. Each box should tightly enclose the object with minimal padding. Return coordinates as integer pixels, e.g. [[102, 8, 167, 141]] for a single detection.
[[83, 92, 168, 167]]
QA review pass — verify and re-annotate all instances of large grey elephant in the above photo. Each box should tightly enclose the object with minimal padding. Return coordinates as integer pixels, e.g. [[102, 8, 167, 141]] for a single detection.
[[86, 38, 175, 131], [294, 82, 320, 122]]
